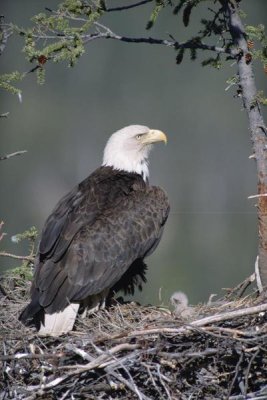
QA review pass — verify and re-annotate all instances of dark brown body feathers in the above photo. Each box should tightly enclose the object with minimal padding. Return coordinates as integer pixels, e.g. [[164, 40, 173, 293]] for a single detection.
[[20, 166, 169, 327]]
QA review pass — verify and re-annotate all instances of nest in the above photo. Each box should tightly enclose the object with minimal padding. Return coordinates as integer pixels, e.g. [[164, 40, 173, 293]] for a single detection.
[[1, 274, 267, 400]]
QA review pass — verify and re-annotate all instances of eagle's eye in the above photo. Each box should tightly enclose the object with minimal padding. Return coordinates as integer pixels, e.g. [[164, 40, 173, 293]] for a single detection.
[[136, 134, 144, 140]]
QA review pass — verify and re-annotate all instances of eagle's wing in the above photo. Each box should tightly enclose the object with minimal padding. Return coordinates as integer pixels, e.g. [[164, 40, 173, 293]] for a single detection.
[[38, 179, 96, 261], [67, 185, 169, 302], [36, 182, 169, 313]]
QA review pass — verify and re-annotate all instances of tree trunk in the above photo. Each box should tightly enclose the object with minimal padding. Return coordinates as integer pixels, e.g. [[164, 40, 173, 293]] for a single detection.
[[224, 0, 267, 290]]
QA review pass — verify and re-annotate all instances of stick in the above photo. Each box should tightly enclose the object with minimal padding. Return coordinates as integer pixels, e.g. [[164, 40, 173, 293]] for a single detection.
[[0, 251, 34, 262], [27, 343, 140, 390], [105, 0, 153, 12], [0, 150, 27, 161], [109, 302, 267, 340], [255, 256, 263, 293]]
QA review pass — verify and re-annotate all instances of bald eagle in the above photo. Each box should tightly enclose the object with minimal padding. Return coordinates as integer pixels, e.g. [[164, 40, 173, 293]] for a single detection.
[[19, 125, 169, 336]]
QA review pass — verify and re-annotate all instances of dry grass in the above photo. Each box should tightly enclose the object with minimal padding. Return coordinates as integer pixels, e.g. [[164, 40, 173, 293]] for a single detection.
[[1, 275, 267, 400]]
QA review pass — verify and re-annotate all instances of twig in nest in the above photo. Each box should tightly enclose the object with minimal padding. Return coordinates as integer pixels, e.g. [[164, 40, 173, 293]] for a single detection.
[[141, 363, 162, 397], [27, 343, 140, 391], [156, 364, 172, 400], [244, 348, 260, 397], [224, 273, 256, 299], [65, 344, 93, 362], [0, 352, 63, 362], [255, 256, 263, 293], [236, 273, 256, 297], [0, 282, 8, 298], [108, 368, 152, 400], [106, 302, 267, 341], [158, 348, 218, 360], [227, 351, 244, 398], [106, 346, 151, 400], [191, 303, 267, 328]]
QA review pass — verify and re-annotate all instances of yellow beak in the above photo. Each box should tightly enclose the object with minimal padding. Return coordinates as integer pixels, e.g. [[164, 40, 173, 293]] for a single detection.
[[141, 129, 167, 145]]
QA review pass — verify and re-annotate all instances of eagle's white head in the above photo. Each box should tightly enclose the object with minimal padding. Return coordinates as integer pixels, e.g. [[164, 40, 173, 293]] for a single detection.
[[102, 125, 167, 180]]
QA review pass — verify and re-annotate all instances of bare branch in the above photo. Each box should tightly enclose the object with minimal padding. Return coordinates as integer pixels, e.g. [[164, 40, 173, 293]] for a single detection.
[[0, 17, 13, 56], [0, 112, 9, 118], [108, 369, 152, 400], [0, 150, 27, 161], [105, 0, 153, 12], [0, 352, 63, 362], [0, 251, 34, 262], [0, 221, 6, 242], [248, 193, 267, 199], [158, 348, 218, 359], [227, 351, 244, 398], [100, 33, 229, 54]]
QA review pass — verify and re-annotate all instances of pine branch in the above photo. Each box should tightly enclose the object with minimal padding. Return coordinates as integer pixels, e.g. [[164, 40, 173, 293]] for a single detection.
[[29, 28, 230, 55]]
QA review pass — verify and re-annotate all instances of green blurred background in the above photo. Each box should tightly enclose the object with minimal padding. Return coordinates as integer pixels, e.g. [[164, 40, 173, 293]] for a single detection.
[[1, 1, 267, 306]]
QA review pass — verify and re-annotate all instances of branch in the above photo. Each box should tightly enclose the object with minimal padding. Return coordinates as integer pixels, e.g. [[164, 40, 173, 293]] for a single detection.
[[158, 348, 218, 359], [0, 352, 63, 362], [101, 34, 229, 54], [0, 221, 6, 242], [31, 27, 230, 55], [26, 343, 141, 391], [222, 0, 267, 288], [187, 302, 267, 327], [0, 17, 12, 56], [0, 150, 27, 161], [0, 112, 9, 118], [0, 251, 34, 262], [109, 302, 267, 340], [105, 0, 153, 12]]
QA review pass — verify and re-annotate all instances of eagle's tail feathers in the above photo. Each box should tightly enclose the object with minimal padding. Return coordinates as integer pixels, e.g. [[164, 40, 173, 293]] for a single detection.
[[38, 303, 79, 336]]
